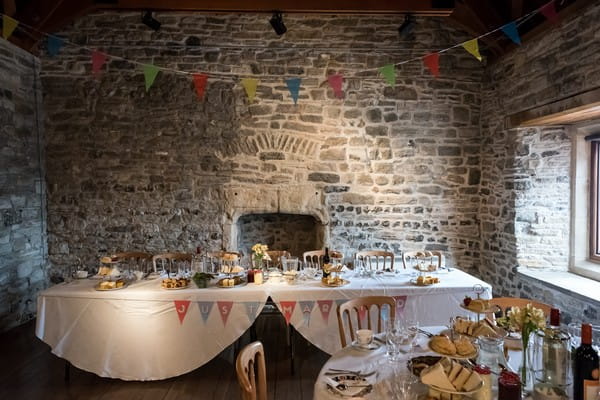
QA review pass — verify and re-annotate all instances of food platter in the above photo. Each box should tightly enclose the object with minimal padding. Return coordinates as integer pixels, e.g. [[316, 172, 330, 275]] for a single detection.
[[449, 317, 507, 339], [94, 281, 128, 291], [216, 277, 246, 288], [161, 284, 190, 290], [161, 278, 191, 290], [409, 278, 439, 286], [428, 336, 478, 360], [459, 303, 495, 314], [321, 278, 350, 287], [427, 380, 484, 395]]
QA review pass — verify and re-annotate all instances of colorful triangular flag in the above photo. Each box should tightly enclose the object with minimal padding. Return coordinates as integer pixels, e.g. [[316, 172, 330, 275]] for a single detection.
[[2, 15, 18, 39], [501, 22, 521, 45], [91, 50, 108, 76], [279, 301, 296, 325], [285, 77, 301, 104], [317, 300, 333, 323], [217, 301, 233, 326], [241, 78, 258, 102], [143, 64, 160, 92], [299, 300, 315, 327], [378, 64, 396, 87], [328, 74, 344, 99], [462, 39, 482, 62], [47, 36, 64, 57], [193, 73, 208, 100], [197, 301, 214, 323], [392, 295, 407, 313], [540, 1, 558, 24], [423, 53, 440, 78], [243, 301, 262, 322], [174, 300, 191, 325]]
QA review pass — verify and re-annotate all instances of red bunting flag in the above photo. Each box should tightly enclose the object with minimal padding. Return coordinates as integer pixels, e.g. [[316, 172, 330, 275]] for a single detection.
[[217, 301, 233, 326], [280, 301, 297, 325], [92, 50, 108, 76], [193, 73, 208, 100], [540, 1, 558, 24], [174, 300, 191, 325], [317, 300, 333, 322], [358, 305, 368, 322], [423, 53, 440, 78], [327, 74, 344, 99]]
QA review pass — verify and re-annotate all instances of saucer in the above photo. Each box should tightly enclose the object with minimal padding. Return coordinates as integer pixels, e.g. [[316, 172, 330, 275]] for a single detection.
[[351, 340, 381, 351]]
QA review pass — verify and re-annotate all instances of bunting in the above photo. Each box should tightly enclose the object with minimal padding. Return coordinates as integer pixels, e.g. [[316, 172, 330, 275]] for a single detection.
[[540, 1, 558, 24], [91, 50, 108, 76], [2, 15, 18, 39], [243, 301, 262, 322], [299, 300, 315, 327], [174, 300, 191, 325], [241, 78, 258, 102], [197, 301, 214, 323], [317, 300, 333, 322], [285, 77, 301, 104], [378, 64, 396, 87], [143, 64, 160, 92], [462, 39, 483, 62], [217, 301, 233, 326], [47, 36, 64, 57], [279, 301, 297, 325], [501, 22, 521, 45], [328, 74, 344, 99], [193, 73, 208, 100], [423, 53, 440, 78]]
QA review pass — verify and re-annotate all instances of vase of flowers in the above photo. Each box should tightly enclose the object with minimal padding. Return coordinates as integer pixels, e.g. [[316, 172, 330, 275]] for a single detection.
[[251, 243, 270, 270], [505, 303, 546, 394]]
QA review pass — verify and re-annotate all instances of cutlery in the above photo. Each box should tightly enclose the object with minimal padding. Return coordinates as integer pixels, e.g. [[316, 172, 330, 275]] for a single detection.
[[323, 377, 372, 392], [325, 369, 376, 378], [418, 328, 433, 337]]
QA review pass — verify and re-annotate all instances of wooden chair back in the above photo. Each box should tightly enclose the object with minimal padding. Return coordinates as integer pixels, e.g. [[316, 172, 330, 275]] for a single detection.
[[265, 250, 291, 269], [236, 341, 267, 400], [152, 253, 193, 274], [112, 252, 153, 273], [488, 297, 552, 321], [336, 296, 396, 347], [303, 250, 343, 268], [402, 250, 443, 269], [355, 250, 395, 271]]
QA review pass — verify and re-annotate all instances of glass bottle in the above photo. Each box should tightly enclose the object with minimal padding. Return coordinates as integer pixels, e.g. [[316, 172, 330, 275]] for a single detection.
[[574, 323, 600, 400], [322, 247, 331, 279], [538, 308, 570, 387]]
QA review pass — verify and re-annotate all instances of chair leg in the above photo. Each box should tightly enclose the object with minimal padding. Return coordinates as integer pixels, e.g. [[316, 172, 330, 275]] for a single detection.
[[64, 360, 71, 382]]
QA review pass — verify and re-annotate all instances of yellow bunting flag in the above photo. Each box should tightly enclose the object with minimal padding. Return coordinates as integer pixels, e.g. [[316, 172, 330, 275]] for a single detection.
[[143, 64, 159, 92], [3, 15, 18, 39], [241, 78, 259, 102], [462, 39, 482, 62]]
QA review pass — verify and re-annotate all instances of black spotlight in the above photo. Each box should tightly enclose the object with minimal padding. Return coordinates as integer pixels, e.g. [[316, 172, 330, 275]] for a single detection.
[[142, 11, 161, 31], [398, 14, 416, 38], [269, 12, 287, 35]]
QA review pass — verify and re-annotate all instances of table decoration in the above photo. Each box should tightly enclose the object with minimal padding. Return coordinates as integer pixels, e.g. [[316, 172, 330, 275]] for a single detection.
[[251, 243, 270, 269], [192, 272, 214, 288]]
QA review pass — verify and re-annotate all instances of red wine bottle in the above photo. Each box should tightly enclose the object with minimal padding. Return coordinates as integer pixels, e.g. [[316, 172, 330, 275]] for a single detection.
[[322, 247, 331, 279], [573, 323, 599, 400]]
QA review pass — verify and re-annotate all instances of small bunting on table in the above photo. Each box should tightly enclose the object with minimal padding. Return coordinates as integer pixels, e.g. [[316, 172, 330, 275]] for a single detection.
[[241, 78, 258, 102], [243, 301, 262, 322], [462, 39, 482, 62], [423, 53, 440, 77], [2, 15, 18, 39], [197, 301, 214, 323], [392, 295, 407, 313], [317, 300, 333, 322], [501, 22, 521, 45], [279, 301, 297, 325], [91, 50, 108, 76], [285, 77, 301, 104], [193, 73, 208, 100], [328, 74, 344, 99], [143, 64, 160, 92], [358, 305, 368, 323], [378, 64, 396, 87], [299, 300, 315, 327], [540, 1, 558, 24], [217, 301, 233, 326], [47, 35, 64, 57], [174, 300, 191, 325]]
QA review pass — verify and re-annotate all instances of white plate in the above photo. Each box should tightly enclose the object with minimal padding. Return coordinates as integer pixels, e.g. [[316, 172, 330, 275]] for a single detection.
[[351, 340, 382, 351], [325, 374, 373, 398], [94, 282, 128, 291]]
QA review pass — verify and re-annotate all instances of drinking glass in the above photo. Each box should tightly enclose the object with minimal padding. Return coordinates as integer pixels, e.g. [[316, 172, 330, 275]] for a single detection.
[[386, 319, 403, 362], [568, 322, 581, 351]]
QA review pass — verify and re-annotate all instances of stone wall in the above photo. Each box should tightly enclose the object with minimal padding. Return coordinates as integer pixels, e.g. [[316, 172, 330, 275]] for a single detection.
[[40, 12, 484, 274], [479, 3, 600, 322], [0, 40, 47, 331]]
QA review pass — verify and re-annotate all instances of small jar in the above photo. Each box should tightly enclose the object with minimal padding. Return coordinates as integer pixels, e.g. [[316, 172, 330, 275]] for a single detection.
[[254, 270, 263, 285], [472, 365, 492, 400], [498, 370, 521, 400], [247, 269, 254, 283]]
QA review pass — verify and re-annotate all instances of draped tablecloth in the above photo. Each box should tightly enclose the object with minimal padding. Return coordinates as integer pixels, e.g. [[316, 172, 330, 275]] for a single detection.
[[36, 268, 491, 380]]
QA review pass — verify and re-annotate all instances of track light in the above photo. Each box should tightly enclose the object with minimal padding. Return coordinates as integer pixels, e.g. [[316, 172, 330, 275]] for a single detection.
[[398, 14, 416, 38], [142, 11, 161, 31], [269, 12, 287, 36]]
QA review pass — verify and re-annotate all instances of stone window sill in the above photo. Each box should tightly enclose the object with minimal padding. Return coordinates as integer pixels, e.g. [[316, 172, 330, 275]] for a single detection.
[[517, 268, 600, 303]]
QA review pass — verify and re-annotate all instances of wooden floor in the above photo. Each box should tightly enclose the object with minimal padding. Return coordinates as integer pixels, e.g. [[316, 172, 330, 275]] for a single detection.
[[0, 315, 329, 400]]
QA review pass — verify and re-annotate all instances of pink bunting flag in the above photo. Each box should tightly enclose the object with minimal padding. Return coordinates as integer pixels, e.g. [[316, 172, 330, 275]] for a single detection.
[[358, 305, 368, 323], [193, 73, 208, 100], [217, 301, 233, 326], [328, 74, 344, 99], [317, 300, 333, 322], [540, 1, 558, 24], [423, 53, 440, 78], [174, 300, 191, 325], [92, 50, 108, 76], [392, 295, 407, 313], [280, 301, 297, 325]]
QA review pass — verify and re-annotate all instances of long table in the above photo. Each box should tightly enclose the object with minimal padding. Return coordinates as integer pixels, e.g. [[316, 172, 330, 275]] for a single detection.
[[36, 268, 491, 380]]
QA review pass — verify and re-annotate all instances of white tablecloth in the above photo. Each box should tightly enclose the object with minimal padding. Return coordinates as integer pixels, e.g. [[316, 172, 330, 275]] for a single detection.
[[36, 269, 491, 380]]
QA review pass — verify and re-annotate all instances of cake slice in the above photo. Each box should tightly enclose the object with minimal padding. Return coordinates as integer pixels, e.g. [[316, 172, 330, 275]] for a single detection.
[[448, 362, 463, 382]]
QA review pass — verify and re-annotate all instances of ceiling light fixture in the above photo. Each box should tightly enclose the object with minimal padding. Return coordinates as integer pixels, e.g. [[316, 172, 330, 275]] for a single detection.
[[269, 12, 287, 36], [142, 11, 161, 31], [398, 14, 416, 38]]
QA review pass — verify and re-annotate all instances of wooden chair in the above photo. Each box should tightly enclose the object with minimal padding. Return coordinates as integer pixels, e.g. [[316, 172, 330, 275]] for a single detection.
[[111, 252, 153, 272], [402, 250, 443, 269], [355, 250, 395, 271], [302, 249, 343, 268], [488, 297, 552, 321], [152, 253, 193, 274], [236, 341, 267, 400], [336, 296, 396, 347], [265, 250, 291, 269]]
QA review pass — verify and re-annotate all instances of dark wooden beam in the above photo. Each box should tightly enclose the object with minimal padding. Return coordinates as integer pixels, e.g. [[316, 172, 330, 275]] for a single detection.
[[448, 0, 504, 56], [511, 0, 523, 19], [3, 0, 16, 16]]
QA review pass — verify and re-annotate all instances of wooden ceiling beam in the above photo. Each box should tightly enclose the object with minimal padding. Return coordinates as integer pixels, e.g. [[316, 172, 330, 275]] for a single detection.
[[448, 1, 504, 57], [511, 0, 523, 20]]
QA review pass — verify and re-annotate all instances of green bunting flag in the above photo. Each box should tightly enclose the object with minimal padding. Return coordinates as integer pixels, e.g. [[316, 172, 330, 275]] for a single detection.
[[378, 64, 396, 87], [143, 64, 160, 92]]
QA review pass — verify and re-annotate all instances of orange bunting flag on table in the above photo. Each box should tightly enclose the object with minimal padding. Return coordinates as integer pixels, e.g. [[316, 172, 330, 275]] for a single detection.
[[423, 53, 440, 77], [193, 73, 208, 100], [280, 301, 297, 325], [462, 39, 482, 62], [2, 15, 18, 39], [91, 50, 108, 76], [143, 64, 160, 92], [174, 300, 191, 325], [241, 78, 258, 102], [328, 74, 344, 99], [540, 1, 558, 24], [217, 301, 233, 326]]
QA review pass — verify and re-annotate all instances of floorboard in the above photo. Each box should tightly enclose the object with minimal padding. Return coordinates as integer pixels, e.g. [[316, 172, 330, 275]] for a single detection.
[[0, 315, 329, 400]]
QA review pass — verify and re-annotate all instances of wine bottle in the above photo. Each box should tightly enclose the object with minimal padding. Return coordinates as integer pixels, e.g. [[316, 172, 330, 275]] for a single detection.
[[540, 308, 570, 386], [322, 247, 331, 279], [573, 323, 600, 400]]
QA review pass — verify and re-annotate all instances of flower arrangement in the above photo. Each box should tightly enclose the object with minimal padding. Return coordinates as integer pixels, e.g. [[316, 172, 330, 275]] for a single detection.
[[251, 243, 270, 269], [505, 303, 546, 389]]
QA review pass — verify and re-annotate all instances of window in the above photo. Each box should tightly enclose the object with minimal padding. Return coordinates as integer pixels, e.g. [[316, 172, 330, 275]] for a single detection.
[[590, 138, 600, 262]]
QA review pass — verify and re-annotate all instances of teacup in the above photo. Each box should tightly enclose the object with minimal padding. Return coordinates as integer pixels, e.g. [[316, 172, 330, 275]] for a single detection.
[[356, 329, 374, 346], [75, 270, 88, 279]]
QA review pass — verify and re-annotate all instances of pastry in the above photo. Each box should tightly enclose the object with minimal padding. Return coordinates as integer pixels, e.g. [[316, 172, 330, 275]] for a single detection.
[[466, 299, 490, 312], [454, 336, 476, 356], [429, 335, 457, 356]]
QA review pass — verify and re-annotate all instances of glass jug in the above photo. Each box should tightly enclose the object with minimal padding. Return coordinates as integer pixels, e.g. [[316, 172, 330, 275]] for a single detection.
[[477, 336, 509, 390]]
